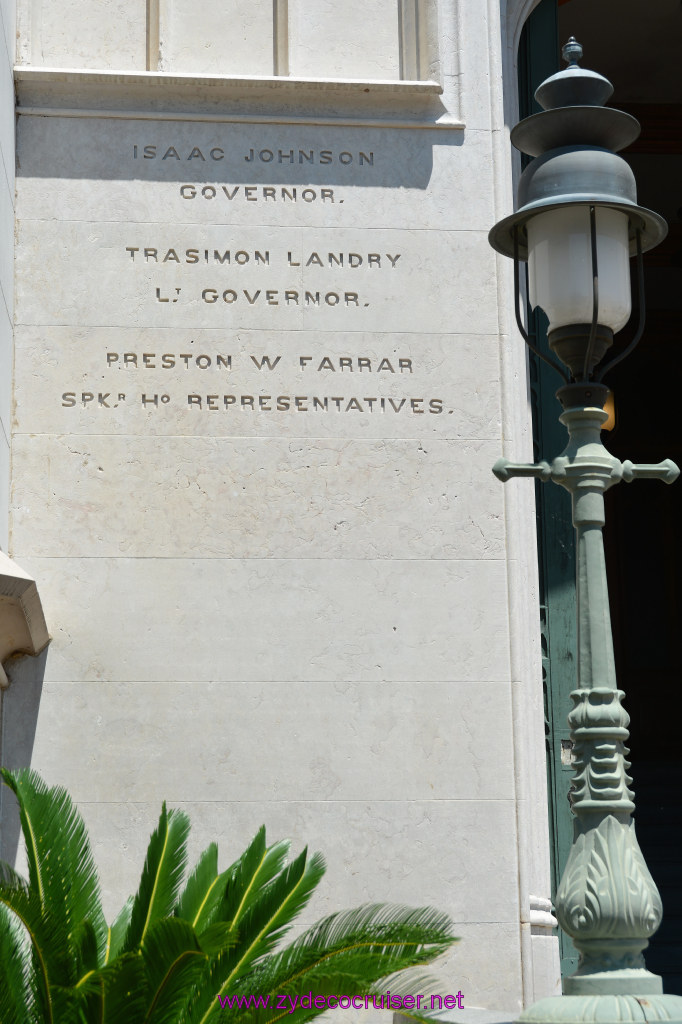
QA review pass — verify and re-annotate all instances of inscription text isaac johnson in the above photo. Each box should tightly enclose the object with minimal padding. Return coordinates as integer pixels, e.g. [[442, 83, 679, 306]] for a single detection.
[[53, 137, 449, 422], [132, 145, 375, 165]]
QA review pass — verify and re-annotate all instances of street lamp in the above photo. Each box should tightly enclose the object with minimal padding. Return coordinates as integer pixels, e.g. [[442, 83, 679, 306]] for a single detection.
[[490, 38, 682, 1024]]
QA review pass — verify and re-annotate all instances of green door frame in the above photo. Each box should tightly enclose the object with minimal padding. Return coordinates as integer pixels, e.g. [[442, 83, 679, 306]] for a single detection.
[[517, 0, 578, 979]]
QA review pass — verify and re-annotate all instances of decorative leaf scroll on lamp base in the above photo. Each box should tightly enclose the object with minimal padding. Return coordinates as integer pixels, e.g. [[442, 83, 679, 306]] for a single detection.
[[489, 38, 682, 1024]]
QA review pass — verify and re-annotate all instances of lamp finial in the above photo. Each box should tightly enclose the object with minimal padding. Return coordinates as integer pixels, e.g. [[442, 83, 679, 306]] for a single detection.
[[562, 36, 583, 67]]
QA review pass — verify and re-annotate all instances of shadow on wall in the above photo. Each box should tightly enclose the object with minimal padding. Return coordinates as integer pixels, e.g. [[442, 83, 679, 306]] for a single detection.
[[14, 115, 462, 188], [0, 649, 48, 863]]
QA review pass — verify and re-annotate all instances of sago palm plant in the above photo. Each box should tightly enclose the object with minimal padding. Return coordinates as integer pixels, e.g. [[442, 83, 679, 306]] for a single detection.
[[0, 768, 457, 1024]]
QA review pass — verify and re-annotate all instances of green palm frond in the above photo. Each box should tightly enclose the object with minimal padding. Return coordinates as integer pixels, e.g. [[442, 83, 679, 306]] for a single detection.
[[175, 844, 219, 928], [261, 903, 456, 983], [226, 848, 325, 972], [197, 921, 239, 956], [141, 918, 208, 1024], [222, 837, 292, 929], [192, 849, 326, 1024], [220, 904, 457, 1024], [105, 897, 134, 964], [124, 804, 190, 953], [1, 769, 107, 966], [0, 874, 75, 1018], [0, 861, 28, 887], [0, 771, 457, 1024], [72, 919, 99, 977], [219, 827, 266, 926], [76, 951, 148, 1024], [0, 902, 31, 1024]]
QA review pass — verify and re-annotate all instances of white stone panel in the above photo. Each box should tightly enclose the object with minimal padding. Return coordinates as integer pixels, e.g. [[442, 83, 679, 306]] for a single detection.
[[6, 2, 547, 998], [21, 0, 146, 69], [62, 797, 521, 929], [15, 220, 497, 336], [0, 148, 14, 324], [0, 435, 8, 548], [18, 556, 511, 683], [288, 0, 401, 80], [160, 0, 274, 76], [0, 311, 12, 441], [11, 435, 506, 560], [0, 42, 14, 181], [13, 327, 500, 440], [454, 924, 523, 1012], [15, 117, 494, 234], [0, 0, 12, 553], [0, 0, 14, 66], [28, 680, 516, 802], [456, 0, 495, 132]]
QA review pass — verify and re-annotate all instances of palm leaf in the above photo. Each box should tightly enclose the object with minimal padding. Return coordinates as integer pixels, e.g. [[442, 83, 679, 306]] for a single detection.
[[228, 849, 326, 966], [197, 921, 238, 957], [218, 827, 266, 928], [191, 849, 325, 1024], [181, 833, 292, 940], [175, 844, 219, 928], [0, 902, 31, 1024], [0, 875, 75, 1020], [106, 898, 134, 964], [72, 919, 99, 978], [76, 952, 148, 1024], [222, 837, 292, 928], [251, 903, 456, 989], [175, 844, 241, 935], [218, 905, 457, 1024], [1, 768, 107, 968], [124, 804, 190, 953], [141, 917, 208, 1024]]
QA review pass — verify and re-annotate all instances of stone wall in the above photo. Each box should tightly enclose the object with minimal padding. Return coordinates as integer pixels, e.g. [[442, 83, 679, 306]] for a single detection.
[[2, 0, 558, 1010], [0, 0, 13, 549]]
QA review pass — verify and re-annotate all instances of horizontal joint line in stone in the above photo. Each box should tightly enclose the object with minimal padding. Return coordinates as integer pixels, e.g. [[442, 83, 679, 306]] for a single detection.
[[10, 557, 503, 565], [12, 434, 501, 444], [49, 679, 512, 685], [16, 106, 465, 132], [18, 220, 490, 236], [70, 798, 515, 805]]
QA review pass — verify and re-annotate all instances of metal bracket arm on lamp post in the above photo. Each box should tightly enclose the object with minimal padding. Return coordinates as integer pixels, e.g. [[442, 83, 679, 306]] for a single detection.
[[493, 456, 679, 487]]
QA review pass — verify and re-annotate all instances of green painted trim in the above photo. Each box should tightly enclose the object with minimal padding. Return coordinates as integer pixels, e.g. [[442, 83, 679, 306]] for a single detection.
[[518, 0, 579, 979]]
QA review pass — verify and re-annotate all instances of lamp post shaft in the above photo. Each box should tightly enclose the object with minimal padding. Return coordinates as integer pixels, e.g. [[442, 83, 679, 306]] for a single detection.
[[495, 398, 680, 1018], [551, 405, 662, 996]]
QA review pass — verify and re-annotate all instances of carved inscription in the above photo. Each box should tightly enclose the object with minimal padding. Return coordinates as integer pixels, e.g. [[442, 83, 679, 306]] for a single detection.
[[125, 245, 401, 309], [132, 145, 374, 165], [61, 352, 446, 416], [54, 140, 449, 424], [180, 185, 338, 203]]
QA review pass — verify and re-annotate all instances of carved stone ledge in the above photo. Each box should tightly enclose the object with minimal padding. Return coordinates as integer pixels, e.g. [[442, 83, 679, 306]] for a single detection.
[[0, 553, 50, 687], [530, 894, 559, 934]]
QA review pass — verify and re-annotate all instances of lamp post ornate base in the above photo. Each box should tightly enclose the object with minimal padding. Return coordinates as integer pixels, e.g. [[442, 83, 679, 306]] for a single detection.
[[495, 393, 682, 1024], [519, 993, 682, 1024]]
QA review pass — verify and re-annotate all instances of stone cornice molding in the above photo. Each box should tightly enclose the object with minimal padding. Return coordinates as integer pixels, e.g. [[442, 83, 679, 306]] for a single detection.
[[14, 67, 463, 130], [0, 553, 49, 687]]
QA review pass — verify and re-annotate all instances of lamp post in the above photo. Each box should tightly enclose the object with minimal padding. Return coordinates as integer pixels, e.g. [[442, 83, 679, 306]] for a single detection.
[[489, 39, 682, 1024]]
